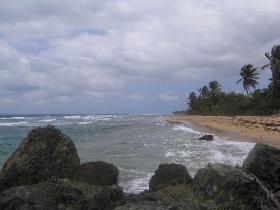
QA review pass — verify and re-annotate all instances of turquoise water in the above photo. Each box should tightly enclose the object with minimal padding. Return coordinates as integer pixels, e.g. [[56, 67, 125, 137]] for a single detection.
[[0, 114, 255, 193]]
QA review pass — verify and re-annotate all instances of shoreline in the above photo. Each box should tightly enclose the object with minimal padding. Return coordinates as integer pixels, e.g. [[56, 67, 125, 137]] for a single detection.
[[164, 115, 280, 148]]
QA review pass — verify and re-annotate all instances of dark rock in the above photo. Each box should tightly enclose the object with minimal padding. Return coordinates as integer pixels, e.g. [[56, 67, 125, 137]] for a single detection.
[[0, 179, 82, 210], [149, 163, 193, 192], [73, 161, 119, 186], [193, 163, 278, 209], [74, 181, 124, 210], [0, 178, 124, 210], [198, 135, 214, 141], [242, 143, 280, 192], [0, 126, 80, 192], [115, 185, 199, 210]]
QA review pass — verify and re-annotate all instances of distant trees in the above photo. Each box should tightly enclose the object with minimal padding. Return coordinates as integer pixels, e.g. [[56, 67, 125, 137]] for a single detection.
[[262, 45, 280, 100], [187, 92, 198, 111], [236, 64, 259, 96], [186, 45, 280, 115], [208, 81, 221, 112], [187, 82, 250, 115]]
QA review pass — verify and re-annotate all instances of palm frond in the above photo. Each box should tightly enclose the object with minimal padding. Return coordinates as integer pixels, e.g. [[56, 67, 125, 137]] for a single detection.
[[236, 78, 242, 84], [261, 63, 270, 70]]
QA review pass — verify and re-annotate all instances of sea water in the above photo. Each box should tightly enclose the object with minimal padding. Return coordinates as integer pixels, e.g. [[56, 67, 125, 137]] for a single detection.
[[0, 114, 255, 193]]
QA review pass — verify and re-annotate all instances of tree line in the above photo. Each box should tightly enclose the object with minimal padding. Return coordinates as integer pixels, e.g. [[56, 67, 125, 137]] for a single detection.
[[186, 45, 280, 115]]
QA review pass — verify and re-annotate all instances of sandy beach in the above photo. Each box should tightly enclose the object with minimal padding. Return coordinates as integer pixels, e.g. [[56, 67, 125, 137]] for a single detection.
[[165, 115, 280, 148]]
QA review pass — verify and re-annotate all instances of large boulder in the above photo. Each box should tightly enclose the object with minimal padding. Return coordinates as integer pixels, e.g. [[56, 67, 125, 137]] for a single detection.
[[0, 178, 124, 210], [193, 163, 278, 209], [73, 161, 119, 186], [114, 185, 199, 210], [242, 143, 280, 192], [0, 126, 80, 192], [198, 134, 214, 141], [149, 163, 193, 192]]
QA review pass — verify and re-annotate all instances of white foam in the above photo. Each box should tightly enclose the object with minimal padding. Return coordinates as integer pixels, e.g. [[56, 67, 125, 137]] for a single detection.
[[11, 117, 25, 120], [0, 121, 27, 126], [165, 151, 176, 157], [172, 125, 201, 134], [40, 119, 56, 123], [64, 115, 82, 119], [81, 115, 126, 121], [119, 168, 148, 175], [155, 121, 167, 126], [77, 121, 92, 125], [120, 174, 152, 194], [166, 136, 255, 174], [209, 138, 255, 166]]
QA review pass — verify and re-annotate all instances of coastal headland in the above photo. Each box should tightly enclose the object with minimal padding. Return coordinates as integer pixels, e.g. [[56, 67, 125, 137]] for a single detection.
[[164, 115, 280, 148]]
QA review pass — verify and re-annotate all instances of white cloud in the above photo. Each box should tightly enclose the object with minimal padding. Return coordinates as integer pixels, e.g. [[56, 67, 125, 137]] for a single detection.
[[123, 93, 144, 101], [0, 0, 279, 111], [158, 92, 179, 102]]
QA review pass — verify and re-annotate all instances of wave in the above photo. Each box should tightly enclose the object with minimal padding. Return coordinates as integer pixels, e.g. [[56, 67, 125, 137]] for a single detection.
[[116, 154, 139, 158], [77, 121, 92, 125], [11, 117, 26, 120], [82, 115, 125, 121], [172, 125, 201, 134], [0, 117, 32, 120], [209, 138, 255, 166], [0, 121, 28, 126], [63, 115, 82, 119], [11, 117, 34, 120], [120, 174, 152, 194], [164, 136, 255, 177], [39, 119, 56, 123], [119, 168, 148, 175]]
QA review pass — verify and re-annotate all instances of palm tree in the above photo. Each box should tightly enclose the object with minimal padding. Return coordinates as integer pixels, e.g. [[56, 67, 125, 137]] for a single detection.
[[198, 86, 210, 112], [262, 45, 280, 99], [208, 81, 221, 112], [236, 64, 259, 96]]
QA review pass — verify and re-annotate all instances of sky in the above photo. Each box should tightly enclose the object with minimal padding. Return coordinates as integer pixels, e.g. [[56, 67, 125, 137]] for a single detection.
[[0, 0, 280, 114]]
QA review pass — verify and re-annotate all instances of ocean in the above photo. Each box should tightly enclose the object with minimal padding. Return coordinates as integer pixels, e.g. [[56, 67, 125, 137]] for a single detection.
[[0, 114, 255, 193]]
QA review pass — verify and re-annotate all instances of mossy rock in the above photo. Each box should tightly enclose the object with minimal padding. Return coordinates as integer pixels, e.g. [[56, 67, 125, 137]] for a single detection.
[[193, 163, 278, 209], [149, 163, 193, 191], [0, 126, 80, 192], [242, 143, 280, 192], [73, 161, 119, 186], [115, 185, 199, 210], [0, 179, 124, 210]]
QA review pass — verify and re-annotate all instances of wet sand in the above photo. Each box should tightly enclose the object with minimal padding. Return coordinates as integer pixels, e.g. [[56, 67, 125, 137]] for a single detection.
[[164, 115, 280, 148]]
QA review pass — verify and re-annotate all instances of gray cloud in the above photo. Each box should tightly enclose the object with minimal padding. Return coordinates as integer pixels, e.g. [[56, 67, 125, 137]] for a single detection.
[[0, 0, 279, 113]]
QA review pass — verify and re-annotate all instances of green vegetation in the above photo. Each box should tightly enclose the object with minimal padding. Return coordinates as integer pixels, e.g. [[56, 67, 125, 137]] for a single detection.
[[186, 45, 280, 116]]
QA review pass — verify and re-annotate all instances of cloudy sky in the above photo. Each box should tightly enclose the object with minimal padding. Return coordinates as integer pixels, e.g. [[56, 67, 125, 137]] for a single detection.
[[0, 0, 279, 114]]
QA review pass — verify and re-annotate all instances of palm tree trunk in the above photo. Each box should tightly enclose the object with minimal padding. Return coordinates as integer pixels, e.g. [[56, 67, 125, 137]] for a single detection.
[[270, 84, 274, 103], [211, 93, 214, 113]]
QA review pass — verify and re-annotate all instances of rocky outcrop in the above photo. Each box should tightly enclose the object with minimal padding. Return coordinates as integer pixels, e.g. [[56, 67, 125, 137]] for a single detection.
[[115, 185, 199, 210], [73, 161, 119, 186], [232, 117, 280, 132], [1, 126, 280, 209], [0, 125, 80, 192], [242, 143, 280, 192], [0, 126, 124, 209], [0, 178, 124, 210], [193, 163, 278, 209], [199, 134, 214, 141], [149, 163, 193, 192], [0, 179, 82, 209]]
